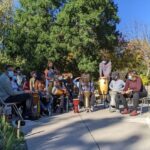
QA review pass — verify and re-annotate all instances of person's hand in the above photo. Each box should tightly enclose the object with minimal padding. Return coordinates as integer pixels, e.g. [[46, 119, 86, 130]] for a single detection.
[[24, 90, 32, 94], [125, 90, 133, 94], [121, 91, 126, 95]]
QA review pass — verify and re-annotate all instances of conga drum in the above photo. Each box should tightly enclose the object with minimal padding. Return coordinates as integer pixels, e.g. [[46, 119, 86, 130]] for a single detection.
[[83, 91, 91, 110], [32, 92, 40, 118], [73, 99, 79, 113], [109, 91, 117, 106], [98, 77, 108, 95]]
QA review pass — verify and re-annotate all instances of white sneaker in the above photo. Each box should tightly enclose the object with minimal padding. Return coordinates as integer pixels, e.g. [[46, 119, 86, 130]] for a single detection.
[[90, 106, 94, 112], [109, 107, 116, 112], [115, 109, 120, 113]]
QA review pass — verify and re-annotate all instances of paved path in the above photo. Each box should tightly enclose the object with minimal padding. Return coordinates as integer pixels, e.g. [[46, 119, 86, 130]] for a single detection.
[[22, 107, 150, 150]]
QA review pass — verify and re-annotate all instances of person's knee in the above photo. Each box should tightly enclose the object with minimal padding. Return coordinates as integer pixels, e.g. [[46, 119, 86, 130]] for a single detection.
[[132, 92, 140, 100]]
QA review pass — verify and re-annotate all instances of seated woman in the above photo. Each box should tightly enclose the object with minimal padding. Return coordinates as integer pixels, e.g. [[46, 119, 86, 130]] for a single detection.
[[79, 74, 95, 111], [34, 74, 52, 116], [22, 76, 30, 91], [121, 71, 147, 116], [109, 72, 125, 112], [51, 79, 66, 113]]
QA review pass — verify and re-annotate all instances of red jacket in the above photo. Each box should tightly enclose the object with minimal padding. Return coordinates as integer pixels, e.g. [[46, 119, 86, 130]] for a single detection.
[[124, 77, 142, 92]]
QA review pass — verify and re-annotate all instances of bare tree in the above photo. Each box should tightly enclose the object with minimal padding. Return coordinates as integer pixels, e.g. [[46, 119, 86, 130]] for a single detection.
[[124, 22, 150, 76]]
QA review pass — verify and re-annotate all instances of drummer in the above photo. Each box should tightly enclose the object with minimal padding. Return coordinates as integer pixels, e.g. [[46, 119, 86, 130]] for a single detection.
[[109, 72, 125, 112], [51, 79, 66, 113], [79, 74, 95, 111], [99, 56, 112, 79]]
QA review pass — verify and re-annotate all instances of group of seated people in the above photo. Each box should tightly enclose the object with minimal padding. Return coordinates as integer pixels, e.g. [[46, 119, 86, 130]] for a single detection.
[[0, 62, 75, 120], [0, 61, 148, 121], [109, 70, 147, 116]]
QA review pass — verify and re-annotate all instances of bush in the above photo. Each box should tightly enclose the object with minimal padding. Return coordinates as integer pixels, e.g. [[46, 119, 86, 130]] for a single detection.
[[140, 74, 150, 85], [0, 116, 25, 150]]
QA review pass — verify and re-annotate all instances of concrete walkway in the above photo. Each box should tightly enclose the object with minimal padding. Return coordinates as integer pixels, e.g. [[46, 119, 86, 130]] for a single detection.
[[22, 107, 150, 150]]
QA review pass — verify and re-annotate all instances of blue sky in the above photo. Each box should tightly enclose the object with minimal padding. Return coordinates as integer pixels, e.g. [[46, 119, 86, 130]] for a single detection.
[[14, 0, 150, 38], [114, 0, 150, 36]]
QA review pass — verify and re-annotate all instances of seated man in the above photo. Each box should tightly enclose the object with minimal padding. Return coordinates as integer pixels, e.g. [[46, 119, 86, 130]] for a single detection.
[[121, 71, 147, 116], [0, 65, 33, 119], [79, 74, 95, 111], [109, 72, 125, 112]]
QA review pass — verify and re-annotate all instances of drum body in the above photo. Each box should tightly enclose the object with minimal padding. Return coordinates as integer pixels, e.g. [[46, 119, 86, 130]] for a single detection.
[[32, 93, 40, 118], [109, 91, 117, 106], [73, 99, 79, 113], [98, 77, 108, 95], [83, 91, 91, 108], [55, 89, 64, 96]]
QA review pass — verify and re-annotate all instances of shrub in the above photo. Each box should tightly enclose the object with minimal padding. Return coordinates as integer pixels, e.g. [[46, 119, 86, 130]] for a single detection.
[[0, 116, 25, 150], [140, 74, 150, 85]]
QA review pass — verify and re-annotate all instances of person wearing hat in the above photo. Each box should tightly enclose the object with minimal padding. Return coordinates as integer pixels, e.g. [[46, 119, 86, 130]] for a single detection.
[[109, 72, 125, 112], [121, 71, 147, 116]]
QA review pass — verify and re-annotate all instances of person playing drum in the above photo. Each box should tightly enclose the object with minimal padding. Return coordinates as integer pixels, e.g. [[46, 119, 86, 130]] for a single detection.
[[52, 79, 66, 113], [79, 74, 95, 111], [109, 72, 125, 112], [121, 71, 147, 116], [99, 56, 111, 104], [99, 56, 112, 79]]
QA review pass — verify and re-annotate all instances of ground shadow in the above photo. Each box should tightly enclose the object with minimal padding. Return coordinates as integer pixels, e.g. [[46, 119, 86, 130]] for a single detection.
[[23, 113, 142, 150]]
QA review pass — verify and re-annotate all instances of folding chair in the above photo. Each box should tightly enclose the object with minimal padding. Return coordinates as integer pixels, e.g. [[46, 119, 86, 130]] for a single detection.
[[0, 97, 24, 121], [140, 96, 150, 115]]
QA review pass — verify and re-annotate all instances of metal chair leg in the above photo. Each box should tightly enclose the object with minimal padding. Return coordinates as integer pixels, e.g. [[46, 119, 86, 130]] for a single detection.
[[140, 99, 144, 115], [13, 104, 24, 120], [148, 101, 150, 113]]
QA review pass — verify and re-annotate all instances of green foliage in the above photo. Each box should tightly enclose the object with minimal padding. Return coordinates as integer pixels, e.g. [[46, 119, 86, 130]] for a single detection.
[[0, 0, 13, 50], [50, 0, 120, 74], [0, 116, 25, 150], [6, 0, 65, 71], [140, 74, 150, 85], [0, 52, 26, 70], [5, 0, 120, 76]]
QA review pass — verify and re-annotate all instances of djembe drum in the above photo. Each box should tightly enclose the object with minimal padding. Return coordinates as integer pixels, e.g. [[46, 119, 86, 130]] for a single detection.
[[32, 92, 40, 118], [83, 91, 91, 112], [98, 77, 108, 95], [73, 98, 79, 113], [98, 77, 108, 104], [109, 91, 117, 106]]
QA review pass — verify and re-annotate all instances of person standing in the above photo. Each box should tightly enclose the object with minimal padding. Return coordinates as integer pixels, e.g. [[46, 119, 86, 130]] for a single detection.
[[44, 61, 57, 91], [29, 71, 37, 92], [99, 56, 112, 79]]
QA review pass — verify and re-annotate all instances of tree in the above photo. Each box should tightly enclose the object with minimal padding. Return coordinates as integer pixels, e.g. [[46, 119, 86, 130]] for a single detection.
[[50, 0, 120, 75], [6, 0, 65, 72], [0, 0, 13, 50], [124, 23, 150, 76]]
